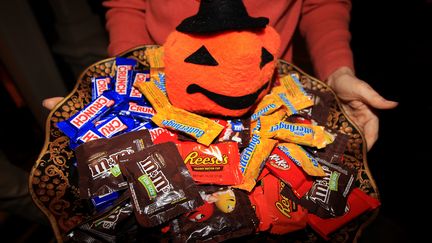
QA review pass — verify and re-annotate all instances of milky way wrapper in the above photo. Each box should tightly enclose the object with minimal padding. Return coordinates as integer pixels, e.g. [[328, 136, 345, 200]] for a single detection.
[[75, 130, 153, 199], [118, 142, 203, 227], [170, 186, 258, 243]]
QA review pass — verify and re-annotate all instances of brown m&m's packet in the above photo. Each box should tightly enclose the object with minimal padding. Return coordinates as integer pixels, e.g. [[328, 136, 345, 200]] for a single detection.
[[75, 130, 153, 199], [307, 188, 381, 240], [118, 142, 203, 227], [176, 141, 243, 186], [285, 157, 356, 218], [170, 186, 258, 243]]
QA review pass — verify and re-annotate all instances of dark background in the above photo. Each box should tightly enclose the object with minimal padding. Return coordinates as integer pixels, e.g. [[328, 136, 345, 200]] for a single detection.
[[0, 0, 430, 242]]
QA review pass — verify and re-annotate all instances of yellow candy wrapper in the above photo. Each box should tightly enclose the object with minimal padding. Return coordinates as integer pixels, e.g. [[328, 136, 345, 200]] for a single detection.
[[145, 46, 164, 68], [152, 108, 224, 146], [234, 133, 278, 191], [260, 118, 333, 149], [135, 80, 171, 111], [251, 93, 284, 122], [277, 143, 326, 177], [135, 80, 224, 146], [251, 107, 287, 134], [278, 72, 313, 113]]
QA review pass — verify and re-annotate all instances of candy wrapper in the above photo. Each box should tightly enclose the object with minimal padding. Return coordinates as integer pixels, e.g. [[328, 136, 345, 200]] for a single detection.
[[170, 186, 259, 242]]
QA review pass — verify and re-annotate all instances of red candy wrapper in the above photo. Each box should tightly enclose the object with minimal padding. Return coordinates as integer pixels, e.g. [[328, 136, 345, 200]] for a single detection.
[[265, 146, 314, 198], [250, 174, 308, 234], [307, 188, 381, 240], [176, 141, 243, 185]]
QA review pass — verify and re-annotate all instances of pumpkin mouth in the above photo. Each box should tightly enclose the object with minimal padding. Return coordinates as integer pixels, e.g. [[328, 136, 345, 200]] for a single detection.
[[186, 81, 269, 110]]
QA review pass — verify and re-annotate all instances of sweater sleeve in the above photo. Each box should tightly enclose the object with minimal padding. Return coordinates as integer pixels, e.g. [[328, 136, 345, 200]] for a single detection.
[[103, 0, 152, 56], [299, 0, 354, 80]]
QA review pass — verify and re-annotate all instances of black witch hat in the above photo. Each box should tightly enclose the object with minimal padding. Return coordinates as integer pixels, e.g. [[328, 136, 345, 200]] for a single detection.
[[176, 0, 269, 34]]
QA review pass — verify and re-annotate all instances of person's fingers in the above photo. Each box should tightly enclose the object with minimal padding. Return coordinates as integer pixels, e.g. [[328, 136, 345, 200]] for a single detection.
[[42, 97, 64, 110], [362, 113, 379, 151], [357, 82, 398, 110]]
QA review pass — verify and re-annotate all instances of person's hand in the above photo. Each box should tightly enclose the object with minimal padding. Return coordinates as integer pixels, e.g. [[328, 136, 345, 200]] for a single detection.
[[42, 97, 64, 110], [327, 67, 398, 151]]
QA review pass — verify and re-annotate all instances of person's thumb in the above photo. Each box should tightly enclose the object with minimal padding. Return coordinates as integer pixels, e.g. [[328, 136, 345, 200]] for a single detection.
[[42, 97, 64, 110], [358, 83, 398, 109]]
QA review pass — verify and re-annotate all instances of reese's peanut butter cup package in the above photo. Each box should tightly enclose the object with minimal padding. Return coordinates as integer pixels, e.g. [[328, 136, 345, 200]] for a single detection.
[[170, 186, 258, 243], [176, 141, 243, 186], [118, 142, 203, 227], [75, 130, 153, 199], [249, 174, 308, 234]]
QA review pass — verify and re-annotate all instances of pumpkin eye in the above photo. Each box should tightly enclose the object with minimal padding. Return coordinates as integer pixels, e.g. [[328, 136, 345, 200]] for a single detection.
[[184, 45, 219, 66], [260, 47, 274, 69]]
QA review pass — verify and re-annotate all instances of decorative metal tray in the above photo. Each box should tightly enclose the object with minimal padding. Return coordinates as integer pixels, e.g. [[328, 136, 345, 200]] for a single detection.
[[30, 45, 379, 242]]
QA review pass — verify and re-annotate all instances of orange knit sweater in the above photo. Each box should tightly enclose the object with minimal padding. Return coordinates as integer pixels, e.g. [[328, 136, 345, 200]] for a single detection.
[[103, 0, 353, 80]]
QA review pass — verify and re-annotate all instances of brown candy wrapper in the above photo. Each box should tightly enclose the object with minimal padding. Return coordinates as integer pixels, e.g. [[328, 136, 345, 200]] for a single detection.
[[300, 89, 335, 126], [305, 131, 349, 165], [65, 191, 138, 243], [118, 142, 203, 227], [170, 186, 259, 243], [75, 130, 153, 198], [284, 156, 356, 218]]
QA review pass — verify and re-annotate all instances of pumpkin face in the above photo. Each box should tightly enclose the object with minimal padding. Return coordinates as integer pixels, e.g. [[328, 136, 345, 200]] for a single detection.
[[163, 26, 280, 117]]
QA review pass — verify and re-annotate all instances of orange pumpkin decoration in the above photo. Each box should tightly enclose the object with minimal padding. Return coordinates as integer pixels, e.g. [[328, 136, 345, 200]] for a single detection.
[[163, 0, 281, 117]]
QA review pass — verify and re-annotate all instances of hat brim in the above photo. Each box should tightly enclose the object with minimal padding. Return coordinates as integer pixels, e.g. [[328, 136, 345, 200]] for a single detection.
[[176, 16, 269, 34]]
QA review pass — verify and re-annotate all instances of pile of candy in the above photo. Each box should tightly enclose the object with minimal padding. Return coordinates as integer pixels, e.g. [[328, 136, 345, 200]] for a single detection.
[[57, 51, 380, 242]]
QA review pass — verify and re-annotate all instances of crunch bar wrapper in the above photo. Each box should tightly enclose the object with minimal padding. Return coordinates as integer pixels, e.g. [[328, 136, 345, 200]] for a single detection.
[[57, 91, 124, 142], [234, 133, 278, 192], [118, 142, 203, 227]]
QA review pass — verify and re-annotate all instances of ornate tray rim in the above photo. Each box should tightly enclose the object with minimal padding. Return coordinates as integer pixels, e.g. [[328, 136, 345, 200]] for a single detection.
[[29, 45, 379, 242]]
